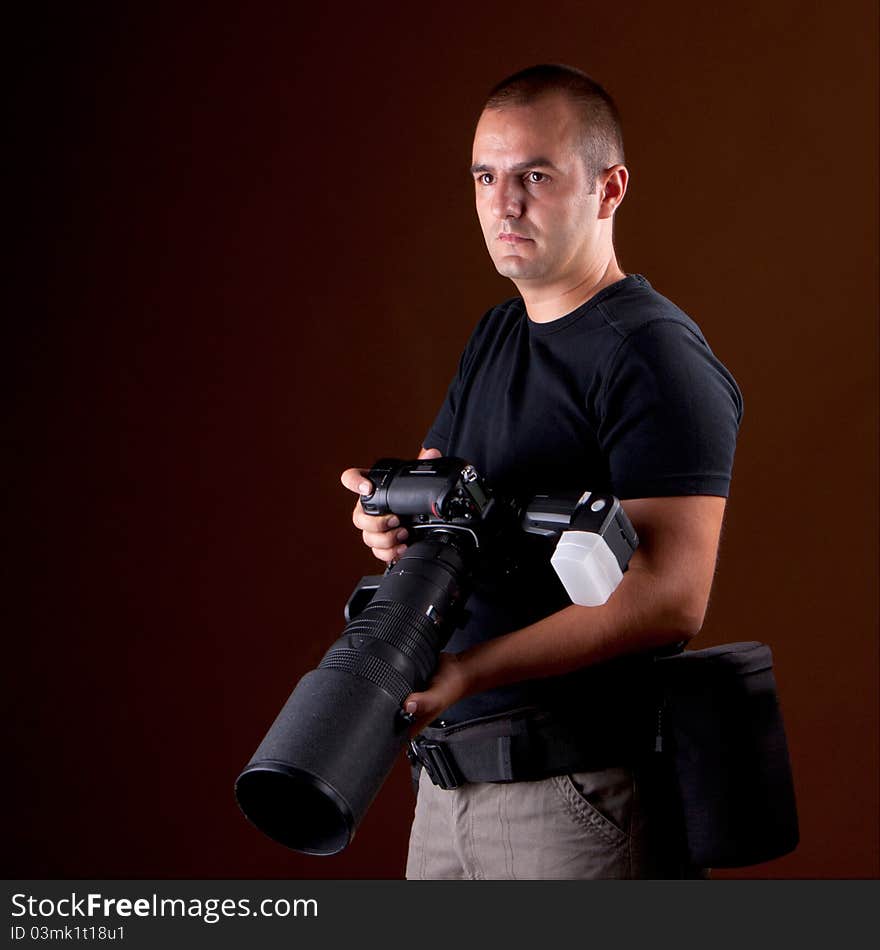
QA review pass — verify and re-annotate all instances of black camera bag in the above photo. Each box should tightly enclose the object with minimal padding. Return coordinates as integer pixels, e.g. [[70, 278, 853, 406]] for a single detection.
[[653, 641, 799, 868]]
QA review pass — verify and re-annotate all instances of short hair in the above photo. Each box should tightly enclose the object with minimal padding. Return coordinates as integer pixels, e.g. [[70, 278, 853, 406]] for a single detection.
[[483, 64, 625, 191]]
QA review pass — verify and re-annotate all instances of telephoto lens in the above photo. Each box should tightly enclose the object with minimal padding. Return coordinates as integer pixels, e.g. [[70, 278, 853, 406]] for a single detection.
[[234, 530, 472, 855]]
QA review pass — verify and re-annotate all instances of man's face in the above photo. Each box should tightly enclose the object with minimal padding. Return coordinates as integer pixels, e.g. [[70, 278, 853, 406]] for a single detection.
[[471, 93, 602, 286]]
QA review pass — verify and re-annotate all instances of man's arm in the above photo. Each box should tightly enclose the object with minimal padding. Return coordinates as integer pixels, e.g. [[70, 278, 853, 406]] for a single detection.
[[403, 494, 727, 728]]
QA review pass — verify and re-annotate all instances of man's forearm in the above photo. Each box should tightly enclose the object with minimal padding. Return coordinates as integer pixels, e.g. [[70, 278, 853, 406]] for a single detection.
[[457, 559, 701, 700], [404, 494, 725, 726]]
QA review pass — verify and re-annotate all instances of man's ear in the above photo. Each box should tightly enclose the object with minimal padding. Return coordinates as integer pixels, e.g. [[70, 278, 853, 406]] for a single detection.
[[597, 164, 628, 219]]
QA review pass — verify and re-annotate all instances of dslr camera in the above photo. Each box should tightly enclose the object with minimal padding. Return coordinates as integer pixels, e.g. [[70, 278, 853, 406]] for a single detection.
[[234, 456, 638, 855]]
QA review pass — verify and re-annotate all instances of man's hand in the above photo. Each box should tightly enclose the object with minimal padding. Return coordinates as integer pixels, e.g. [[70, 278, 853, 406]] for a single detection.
[[403, 652, 469, 734], [340, 447, 442, 564]]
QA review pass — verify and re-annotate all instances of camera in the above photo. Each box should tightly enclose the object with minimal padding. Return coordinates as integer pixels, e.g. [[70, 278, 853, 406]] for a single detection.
[[234, 457, 638, 855]]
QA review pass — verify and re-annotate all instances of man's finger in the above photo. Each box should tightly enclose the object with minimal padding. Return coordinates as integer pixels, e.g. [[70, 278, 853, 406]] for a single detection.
[[374, 544, 406, 564], [353, 509, 401, 533], [362, 527, 407, 549], [340, 467, 373, 495]]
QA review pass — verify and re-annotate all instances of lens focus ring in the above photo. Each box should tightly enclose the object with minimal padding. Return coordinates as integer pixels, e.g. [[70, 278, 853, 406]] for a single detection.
[[344, 600, 440, 676], [318, 648, 413, 705]]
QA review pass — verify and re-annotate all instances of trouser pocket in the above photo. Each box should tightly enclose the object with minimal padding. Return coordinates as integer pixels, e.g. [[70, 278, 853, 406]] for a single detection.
[[552, 766, 634, 848]]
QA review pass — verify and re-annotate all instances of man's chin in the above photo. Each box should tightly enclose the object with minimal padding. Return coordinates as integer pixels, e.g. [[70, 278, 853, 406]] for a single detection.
[[491, 254, 543, 281]]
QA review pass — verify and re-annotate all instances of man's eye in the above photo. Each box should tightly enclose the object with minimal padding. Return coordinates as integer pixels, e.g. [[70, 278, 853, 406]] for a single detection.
[[527, 171, 546, 183], [479, 173, 494, 185]]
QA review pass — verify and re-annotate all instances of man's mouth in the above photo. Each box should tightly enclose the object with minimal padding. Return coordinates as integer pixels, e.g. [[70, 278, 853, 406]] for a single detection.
[[498, 233, 532, 243]]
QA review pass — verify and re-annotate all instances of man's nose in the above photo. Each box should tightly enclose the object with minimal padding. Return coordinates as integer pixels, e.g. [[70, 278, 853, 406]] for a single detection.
[[491, 178, 524, 219]]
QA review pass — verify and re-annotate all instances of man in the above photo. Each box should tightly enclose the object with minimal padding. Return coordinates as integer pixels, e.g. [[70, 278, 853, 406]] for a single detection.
[[341, 64, 742, 879]]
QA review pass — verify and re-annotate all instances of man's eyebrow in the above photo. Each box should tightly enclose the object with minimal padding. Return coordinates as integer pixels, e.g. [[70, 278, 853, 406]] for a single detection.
[[469, 157, 561, 176]]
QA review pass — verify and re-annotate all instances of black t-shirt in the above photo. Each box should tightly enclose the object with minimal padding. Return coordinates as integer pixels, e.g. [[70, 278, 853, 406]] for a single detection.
[[424, 273, 744, 722]]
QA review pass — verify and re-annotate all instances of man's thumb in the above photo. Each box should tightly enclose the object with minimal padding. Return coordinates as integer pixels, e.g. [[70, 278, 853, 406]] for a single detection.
[[340, 467, 372, 495]]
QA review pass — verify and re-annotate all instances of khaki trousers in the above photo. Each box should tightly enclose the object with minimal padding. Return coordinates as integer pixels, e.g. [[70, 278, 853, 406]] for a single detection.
[[406, 764, 702, 880]]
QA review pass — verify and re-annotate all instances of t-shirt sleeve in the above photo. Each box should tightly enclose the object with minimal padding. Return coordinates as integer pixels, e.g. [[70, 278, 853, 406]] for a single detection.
[[595, 320, 744, 498]]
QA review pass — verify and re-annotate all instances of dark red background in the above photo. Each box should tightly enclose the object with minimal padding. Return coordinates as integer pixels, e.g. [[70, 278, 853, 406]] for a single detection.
[[6, 1, 877, 879]]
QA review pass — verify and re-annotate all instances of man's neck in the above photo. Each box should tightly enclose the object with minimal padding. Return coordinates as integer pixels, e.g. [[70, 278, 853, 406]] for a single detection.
[[519, 258, 627, 323]]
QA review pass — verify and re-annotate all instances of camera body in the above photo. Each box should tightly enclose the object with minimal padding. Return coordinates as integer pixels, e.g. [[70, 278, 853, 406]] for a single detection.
[[357, 456, 639, 612], [361, 456, 493, 524]]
